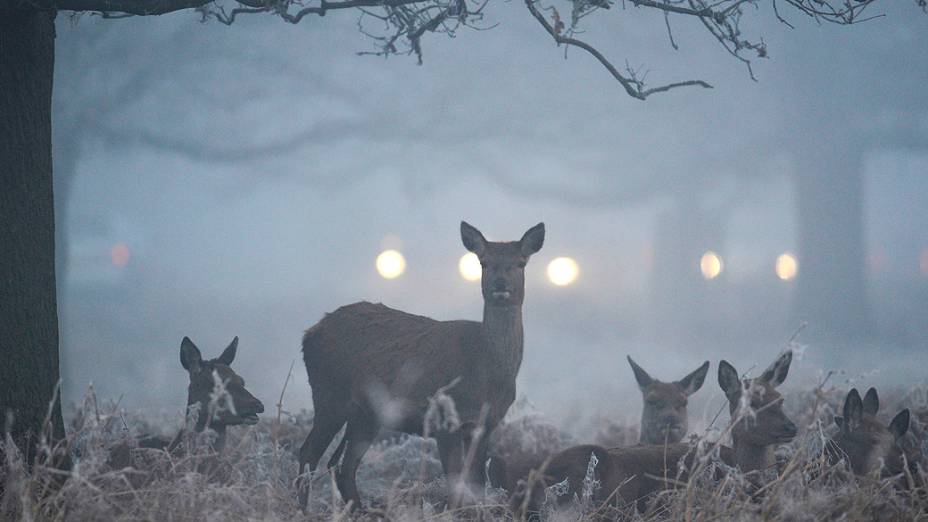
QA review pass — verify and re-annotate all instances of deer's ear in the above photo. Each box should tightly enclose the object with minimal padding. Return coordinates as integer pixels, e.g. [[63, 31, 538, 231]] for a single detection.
[[627, 356, 653, 390], [180, 337, 203, 373], [862, 387, 879, 416], [677, 361, 710, 396], [718, 360, 742, 399], [889, 409, 911, 440], [843, 388, 864, 430], [217, 336, 238, 366], [760, 350, 792, 388], [519, 223, 545, 257], [461, 221, 487, 256]]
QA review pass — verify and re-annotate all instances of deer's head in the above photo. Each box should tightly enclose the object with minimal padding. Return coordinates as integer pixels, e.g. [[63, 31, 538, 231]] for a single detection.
[[180, 336, 265, 431], [718, 351, 797, 447], [461, 221, 544, 307], [627, 356, 710, 444], [830, 387, 911, 476]]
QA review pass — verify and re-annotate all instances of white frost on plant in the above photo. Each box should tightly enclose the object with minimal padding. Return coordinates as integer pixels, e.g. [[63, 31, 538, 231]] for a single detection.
[[580, 450, 600, 505]]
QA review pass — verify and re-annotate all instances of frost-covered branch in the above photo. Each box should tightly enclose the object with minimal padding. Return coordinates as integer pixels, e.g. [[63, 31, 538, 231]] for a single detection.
[[14, 0, 927, 101], [525, 0, 712, 99]]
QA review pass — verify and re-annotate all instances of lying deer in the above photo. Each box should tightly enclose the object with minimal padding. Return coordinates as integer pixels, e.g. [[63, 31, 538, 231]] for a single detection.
[[487, 358, 709, 494], [109, 337, 265, 474], [171, 336, 265, 452], [627, 356, 710, 445], [513, 351, 796, 516], [298, 221, 545, 509], [827, 387, 914, 478]]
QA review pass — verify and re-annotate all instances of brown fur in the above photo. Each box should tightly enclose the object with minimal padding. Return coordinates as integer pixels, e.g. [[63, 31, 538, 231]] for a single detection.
[[107, 337, 264, 483], [175, 336, 265, 452], [510, 443, 735, 516], [828, 387, 914, 479], [627, 356, 710, 445], [513, 351, 796, 516], [298, 221, 544, 509]]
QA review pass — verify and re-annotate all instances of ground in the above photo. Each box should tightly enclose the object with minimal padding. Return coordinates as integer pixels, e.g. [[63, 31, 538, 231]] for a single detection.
[[2, 380, 928, 521]]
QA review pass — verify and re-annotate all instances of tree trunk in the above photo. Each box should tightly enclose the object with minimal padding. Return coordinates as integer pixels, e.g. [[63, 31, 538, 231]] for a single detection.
[[52, 118, 79, 401], [792, 138, 873, 342], [0, 9, 66, 465], [649, 193, 727, 341]]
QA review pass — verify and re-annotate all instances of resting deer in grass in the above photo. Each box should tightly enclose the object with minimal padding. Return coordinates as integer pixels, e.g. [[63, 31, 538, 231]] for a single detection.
[[512, 351, 796, 516], [108, 337, 264, 474], [627, 356, 710, 445], [828, 387, 915, 479], [298, 221, 545, 509], [171, 336, 265, 452]]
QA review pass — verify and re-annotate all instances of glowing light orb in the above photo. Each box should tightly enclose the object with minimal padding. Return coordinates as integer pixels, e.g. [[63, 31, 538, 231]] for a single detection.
[[375, 249, 406, 279], [110, 243, 131, 268], [458, 252, 482, 282], [700, 251, 723, 280], [775, 252, 798, 281], [547, 257, 579, 286], [868, 250, 886, 273]]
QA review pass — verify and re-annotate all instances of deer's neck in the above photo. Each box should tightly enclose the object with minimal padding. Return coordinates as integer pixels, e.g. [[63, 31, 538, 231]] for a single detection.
[[182, 404, 228, 453], [639, 410, 669, 445], [731, 435, 773, 473], [481, 304, 524, 377]]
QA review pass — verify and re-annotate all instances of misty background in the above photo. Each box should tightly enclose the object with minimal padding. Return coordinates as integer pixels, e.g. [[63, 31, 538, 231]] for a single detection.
[[53, 3, 927, 429]]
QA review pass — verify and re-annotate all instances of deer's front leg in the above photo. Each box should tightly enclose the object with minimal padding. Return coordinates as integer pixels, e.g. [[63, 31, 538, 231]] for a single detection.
[[435, 423, 490, 506]]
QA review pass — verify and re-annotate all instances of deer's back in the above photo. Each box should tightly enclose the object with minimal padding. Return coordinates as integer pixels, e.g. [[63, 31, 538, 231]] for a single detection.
[[302, 301, 487, 424], [521, 441, 735, 514], [602, 443, 701, 502], [539, 443, 702, 506]]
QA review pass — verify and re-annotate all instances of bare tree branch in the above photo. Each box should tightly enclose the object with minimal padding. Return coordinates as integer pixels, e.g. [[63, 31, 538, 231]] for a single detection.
[[10, 0, 925, 101], [526, 0, 711, 99]]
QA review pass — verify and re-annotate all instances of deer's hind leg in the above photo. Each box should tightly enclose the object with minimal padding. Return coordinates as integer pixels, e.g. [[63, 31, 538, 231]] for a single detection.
[[297, 398, 349, 509], [334, 412, 379, 510]]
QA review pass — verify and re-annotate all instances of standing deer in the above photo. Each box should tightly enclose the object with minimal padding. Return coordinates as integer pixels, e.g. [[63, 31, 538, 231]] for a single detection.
[[298, 221, 545, 509], [627, 356, 710, 445], [512, 351, 796, 516], [828, 387, 914, 478]]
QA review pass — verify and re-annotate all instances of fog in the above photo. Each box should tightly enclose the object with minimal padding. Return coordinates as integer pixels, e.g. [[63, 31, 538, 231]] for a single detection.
[[53, 3, 928, 427]]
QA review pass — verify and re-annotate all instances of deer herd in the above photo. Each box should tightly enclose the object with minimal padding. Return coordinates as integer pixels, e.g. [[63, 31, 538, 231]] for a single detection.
[[158, 221, 924, 517]]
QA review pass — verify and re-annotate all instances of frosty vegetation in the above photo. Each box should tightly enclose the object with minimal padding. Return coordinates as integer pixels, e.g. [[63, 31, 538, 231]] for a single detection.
[[3, 367, 928, 521]]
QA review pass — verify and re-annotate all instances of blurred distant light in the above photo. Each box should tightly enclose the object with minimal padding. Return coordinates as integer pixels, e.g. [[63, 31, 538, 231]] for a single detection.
[[458, 253, 481, 282], [376, 249, 406, 279], [642, 245, 654, 270], [775, 252, 798, 281], [110, 243, 130, 268], [700, 251, 723, 280], [547, 257, 579, 286], [868, 250, 886, 273], [920, 248, 928, 277]]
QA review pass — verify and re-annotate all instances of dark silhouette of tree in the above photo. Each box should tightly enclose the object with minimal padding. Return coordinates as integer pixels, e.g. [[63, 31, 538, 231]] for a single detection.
[[1, 11, 66, 469]]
